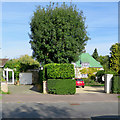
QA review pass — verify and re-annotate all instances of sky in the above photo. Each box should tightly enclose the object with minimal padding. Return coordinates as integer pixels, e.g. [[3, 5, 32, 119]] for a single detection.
[[1, 2, 118, 59]]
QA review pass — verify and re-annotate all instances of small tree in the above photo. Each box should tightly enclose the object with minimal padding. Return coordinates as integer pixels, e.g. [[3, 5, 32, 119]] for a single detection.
[[18, 55, 40, 72], [92, 48, 99, 61], [98, 55, 110, 72], [109, 43, 120, 74]]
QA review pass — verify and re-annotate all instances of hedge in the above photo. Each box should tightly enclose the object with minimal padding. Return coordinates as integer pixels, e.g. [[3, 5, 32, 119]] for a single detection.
[[43, 63, 75, 80], [111, 75, 120, 93], [47, 79, 76, 95]]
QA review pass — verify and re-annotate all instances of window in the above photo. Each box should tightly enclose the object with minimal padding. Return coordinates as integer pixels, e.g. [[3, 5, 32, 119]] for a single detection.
[[82, 74, 88, 78], [81, 62, 89, 67]]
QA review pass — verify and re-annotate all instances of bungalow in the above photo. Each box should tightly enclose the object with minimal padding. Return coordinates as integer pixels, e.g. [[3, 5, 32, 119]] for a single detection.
[[72, 53, 103, 78]]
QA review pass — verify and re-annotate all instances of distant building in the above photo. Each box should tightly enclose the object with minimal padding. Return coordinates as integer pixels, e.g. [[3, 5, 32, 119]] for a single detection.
[[0, 58, 9, 78], [72, 53, 103, 78], [0, 59, 9, 68]]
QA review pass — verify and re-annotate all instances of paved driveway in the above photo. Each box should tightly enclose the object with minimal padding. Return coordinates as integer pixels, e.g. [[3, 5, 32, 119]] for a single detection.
[[76, 86, 104, 93], [8, 85, 41, 94], [8, 85, 104, 94]]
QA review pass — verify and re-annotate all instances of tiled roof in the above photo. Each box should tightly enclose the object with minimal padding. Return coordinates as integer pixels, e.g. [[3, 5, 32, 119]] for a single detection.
[[0, 59, 9, 67], [75, 53, 103, 68]]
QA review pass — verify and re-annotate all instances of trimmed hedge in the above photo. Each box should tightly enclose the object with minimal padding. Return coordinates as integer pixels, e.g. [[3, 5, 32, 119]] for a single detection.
[[47, 79, 76, 95], [43, 63, 75, 80], [111, 75, 120, 93]]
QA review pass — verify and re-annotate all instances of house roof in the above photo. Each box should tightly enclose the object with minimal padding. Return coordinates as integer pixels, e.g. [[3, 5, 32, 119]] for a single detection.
[[75, 53, 103, 68], [0, 59, 9, 67]]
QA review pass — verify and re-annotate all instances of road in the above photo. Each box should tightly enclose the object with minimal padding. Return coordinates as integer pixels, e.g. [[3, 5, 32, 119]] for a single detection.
[[1, 85, 119, 119], [2, 102, 119, 119]]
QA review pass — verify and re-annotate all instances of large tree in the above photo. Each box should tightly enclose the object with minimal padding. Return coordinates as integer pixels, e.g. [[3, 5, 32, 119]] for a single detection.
[[29, 2, 89, 64], [92, 48, 99, 61], [109, 43, 120, 74]]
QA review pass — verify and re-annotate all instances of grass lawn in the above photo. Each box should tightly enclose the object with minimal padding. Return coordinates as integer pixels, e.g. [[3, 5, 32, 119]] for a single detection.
[[85, 84, 104, 87], [118, 96, 120, 98]]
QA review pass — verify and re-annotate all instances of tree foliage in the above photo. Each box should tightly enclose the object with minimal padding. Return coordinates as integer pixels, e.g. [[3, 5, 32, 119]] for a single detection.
[[92, 48, 99, 61], [98, 55, 110, 72], [29, 2, 89, 64], [80, 67, 100, 79], [4, 55, 40, 80], [18, 55, 40, 72], [109, 43, 120, 74]]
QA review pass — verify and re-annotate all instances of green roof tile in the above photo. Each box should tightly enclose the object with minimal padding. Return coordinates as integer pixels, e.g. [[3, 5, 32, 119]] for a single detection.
[[75, 53, 103, 68]]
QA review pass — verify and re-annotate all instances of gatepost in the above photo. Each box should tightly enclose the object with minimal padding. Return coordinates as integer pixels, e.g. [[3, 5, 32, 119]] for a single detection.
[[104, 74, 113, 93], [43, 81, 47, 94]]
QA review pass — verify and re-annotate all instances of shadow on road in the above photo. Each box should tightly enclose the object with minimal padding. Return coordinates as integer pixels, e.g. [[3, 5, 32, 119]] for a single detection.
[[2, 102, 119, 120], [91, 115, 120, 120], [2, 103, 73, 118], [29, 86, 41, 93]]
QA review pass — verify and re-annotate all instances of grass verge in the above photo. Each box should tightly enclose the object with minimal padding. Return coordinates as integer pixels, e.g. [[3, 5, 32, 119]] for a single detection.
[[0, 89, 10, 94], [1, 91, 10, 94]]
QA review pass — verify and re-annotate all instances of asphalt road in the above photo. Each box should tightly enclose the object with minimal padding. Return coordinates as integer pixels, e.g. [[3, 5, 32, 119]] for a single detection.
[[2, 102, 119, 119], [1, 85, 119, 120]]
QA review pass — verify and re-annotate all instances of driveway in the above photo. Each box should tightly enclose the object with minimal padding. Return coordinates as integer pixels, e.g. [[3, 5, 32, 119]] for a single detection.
[[2, 84, 118, 103], [76, 86, 104, 93], [8, 85, 41, 94], [8, 85, 104, 94]]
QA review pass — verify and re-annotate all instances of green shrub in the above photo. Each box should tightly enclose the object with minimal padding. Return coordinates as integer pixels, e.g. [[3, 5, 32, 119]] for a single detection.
[[43, 63, 75, 80], [82, 78, 90, 84], [96, 70, 105, 83], [1, 77, 6, 82], [90, 75, 96, 81], [82, 78, 103, 86], [47, 79, 76, 95], [111, 75, 120, 93], [90, 80, 95, 84]]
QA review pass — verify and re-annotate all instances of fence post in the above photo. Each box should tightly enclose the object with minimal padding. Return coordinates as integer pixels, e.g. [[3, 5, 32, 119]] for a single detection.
[[104, 74, 113, 93]]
